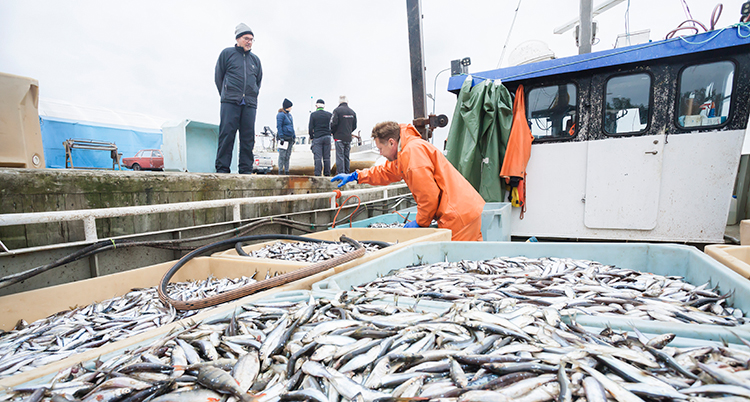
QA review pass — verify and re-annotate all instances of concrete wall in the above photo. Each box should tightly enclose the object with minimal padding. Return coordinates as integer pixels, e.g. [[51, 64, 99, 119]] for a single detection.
[[0, 168, 364, 249]]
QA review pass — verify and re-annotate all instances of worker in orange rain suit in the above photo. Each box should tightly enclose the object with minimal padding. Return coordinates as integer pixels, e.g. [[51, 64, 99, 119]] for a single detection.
[[331, 121, 485, 241]]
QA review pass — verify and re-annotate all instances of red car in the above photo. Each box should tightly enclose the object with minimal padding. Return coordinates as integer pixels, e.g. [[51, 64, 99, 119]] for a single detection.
[[122, 149, 164, 171]]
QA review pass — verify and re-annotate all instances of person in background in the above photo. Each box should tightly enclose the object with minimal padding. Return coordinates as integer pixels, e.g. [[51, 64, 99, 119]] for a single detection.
[[352, 130, 363, 146], [276, 98, 295, 175], [308, 99, 333, 176], [214, 23, 262, 174], [331, 121, 485, 241], [330, 95, 357, 174]]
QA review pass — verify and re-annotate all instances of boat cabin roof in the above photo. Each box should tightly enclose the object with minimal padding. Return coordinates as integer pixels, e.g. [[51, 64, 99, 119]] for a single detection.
[[447, 27, 750, 93]]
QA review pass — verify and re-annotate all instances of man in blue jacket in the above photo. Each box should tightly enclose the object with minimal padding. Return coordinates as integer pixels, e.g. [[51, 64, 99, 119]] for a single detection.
[[214, 23, 263, 174]]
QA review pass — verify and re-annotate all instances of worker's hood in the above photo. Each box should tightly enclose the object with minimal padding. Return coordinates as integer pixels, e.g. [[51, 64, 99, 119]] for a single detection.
[[397, 124, 422, 157]]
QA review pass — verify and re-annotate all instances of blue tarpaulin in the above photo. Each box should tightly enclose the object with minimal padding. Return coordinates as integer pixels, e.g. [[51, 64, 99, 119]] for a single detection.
[[40, 117, 162, 169]]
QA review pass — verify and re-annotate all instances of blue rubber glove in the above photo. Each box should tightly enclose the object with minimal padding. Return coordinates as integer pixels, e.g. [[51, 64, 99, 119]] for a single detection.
[[403, 220, 420, 228], [331, 171, 358, 188]]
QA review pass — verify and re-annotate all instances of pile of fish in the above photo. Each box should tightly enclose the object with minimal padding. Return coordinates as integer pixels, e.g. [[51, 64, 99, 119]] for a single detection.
[[5, 294, 750, 402], [0, 275, 262, 378], [354, 257, 746, 326], [247, 241, 383, 263], [367, 223, 405, 228]]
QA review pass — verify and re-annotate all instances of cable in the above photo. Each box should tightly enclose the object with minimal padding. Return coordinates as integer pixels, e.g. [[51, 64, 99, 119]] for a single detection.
[[711, 3, 724, 30], [331, 195, 362, 229]]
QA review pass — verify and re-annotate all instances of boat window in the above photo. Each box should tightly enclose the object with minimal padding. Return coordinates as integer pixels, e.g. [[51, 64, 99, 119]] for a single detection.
[[527, 84, 577, 140], [677, 61, 734, 129], [604, 73, 651, 135]]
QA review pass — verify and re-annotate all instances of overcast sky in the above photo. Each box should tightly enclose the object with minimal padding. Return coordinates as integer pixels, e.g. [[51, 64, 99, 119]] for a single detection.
[[1, 0, 746, 149]]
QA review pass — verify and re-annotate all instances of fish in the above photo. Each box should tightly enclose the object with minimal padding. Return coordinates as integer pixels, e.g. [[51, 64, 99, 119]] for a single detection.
[[8, 277, 750, 402]]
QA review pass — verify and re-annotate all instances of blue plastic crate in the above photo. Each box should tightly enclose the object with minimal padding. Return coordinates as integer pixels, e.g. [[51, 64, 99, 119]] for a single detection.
[[312, 241, 750, 343], [340, 202, 512, 241]]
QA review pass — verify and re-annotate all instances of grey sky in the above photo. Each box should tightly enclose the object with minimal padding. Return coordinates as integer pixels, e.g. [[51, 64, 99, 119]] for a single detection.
[[1, 0, 745, 149]]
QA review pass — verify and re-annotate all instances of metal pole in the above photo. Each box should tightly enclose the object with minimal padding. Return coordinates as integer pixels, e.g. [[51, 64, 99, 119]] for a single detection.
[[579, 0, 593, 54], [432, 67, 451, 115], [406, 0, 428, 139]]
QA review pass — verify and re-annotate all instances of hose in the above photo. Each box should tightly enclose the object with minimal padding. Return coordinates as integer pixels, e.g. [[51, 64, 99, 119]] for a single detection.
[[157, 235, 365, 310]]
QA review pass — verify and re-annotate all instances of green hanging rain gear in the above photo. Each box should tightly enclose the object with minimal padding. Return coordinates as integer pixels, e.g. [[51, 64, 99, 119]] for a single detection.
[[445, 76, 513, 202]]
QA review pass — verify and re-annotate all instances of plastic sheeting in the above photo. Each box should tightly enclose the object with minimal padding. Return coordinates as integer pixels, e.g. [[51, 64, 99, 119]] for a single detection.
[[40, 117, 162, 169], [445, 76, 512, 202]]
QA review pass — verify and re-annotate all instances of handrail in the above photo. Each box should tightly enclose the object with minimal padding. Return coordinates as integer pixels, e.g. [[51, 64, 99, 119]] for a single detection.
[[0, 184, 408, 242]]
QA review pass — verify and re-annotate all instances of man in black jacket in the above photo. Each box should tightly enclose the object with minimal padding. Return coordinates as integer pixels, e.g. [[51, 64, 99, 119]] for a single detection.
[[308, 99, 333, 176], [214, 23, 263, 174], [331, 95, 357, 174]]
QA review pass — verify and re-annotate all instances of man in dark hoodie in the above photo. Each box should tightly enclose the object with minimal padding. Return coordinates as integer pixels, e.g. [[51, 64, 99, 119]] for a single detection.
[[331, 95, 357, 174], [214, 23, 263, 174], [308, 99, 333, 176]]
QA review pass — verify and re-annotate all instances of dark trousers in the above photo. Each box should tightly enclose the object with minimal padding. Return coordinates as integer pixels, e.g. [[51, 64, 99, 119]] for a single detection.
[[216, 103, 256, 173], [335, 140, 351, 174], [311, 136, 331, 176], [277, 144, 292, 175]]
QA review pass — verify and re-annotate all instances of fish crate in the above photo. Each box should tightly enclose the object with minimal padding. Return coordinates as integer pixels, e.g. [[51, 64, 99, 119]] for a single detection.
[[0, 257, 332, 388], [211, 227, 451, 274], [742, 219, 750, 245], [0, 289, 310, 389], [705, 244, 750, 279], [341, 202, 512, 241], [0, 286, 460, 390], [312, 241, 750, 343]]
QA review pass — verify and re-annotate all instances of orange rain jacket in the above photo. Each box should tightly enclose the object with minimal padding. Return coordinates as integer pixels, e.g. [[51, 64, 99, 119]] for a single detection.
[[358, 124, 485, 240], [499, 85, 534, 209]]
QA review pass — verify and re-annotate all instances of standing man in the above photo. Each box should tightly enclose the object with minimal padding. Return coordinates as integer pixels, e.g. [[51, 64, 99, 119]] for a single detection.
[[330, 95, 357, 174], [308, 99, 333, 176], [331, 122, 485, 241], [214, 23, 262, 174]]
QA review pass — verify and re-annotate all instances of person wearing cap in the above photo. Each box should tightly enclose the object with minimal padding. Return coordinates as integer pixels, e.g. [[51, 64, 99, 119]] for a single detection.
[[330, 95, 357, 174], [308, 99, 333, 176], [331, 121, 485, 241], [276, 98, 295, 175], [214, 23, 263, 174]]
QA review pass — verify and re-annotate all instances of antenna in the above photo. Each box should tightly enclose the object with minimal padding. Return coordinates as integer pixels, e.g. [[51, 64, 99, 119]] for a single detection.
[[553, 0, 625, 34]]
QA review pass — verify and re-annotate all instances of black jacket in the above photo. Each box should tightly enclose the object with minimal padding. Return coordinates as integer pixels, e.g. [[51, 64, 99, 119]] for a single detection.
[[308, 108, 332, 139], [331, 103, 357, 142], [215, 45, 262, 107]]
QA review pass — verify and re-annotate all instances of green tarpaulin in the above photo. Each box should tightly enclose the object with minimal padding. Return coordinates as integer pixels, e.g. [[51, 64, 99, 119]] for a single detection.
[[446, 76, 513, 202]]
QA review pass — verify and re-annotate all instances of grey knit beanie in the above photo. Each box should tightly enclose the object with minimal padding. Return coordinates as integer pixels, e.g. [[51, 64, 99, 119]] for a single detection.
[[235, 23, 254, 39]]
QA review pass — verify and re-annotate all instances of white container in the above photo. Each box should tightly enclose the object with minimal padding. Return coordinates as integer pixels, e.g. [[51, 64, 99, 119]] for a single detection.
[[729, 195, 739, 225]]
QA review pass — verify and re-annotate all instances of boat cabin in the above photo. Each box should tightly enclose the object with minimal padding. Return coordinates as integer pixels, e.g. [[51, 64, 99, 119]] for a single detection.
[[448, 27, 750, 243]]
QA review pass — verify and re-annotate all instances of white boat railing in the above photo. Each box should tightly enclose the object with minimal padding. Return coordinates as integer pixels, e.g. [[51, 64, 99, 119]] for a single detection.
[[0, 184, 409, 243]]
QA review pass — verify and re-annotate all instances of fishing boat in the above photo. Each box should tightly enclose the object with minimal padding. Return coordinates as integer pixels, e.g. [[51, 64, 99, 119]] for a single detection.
[[448, 25, 750, 244], [257, 131, 382, 176]]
